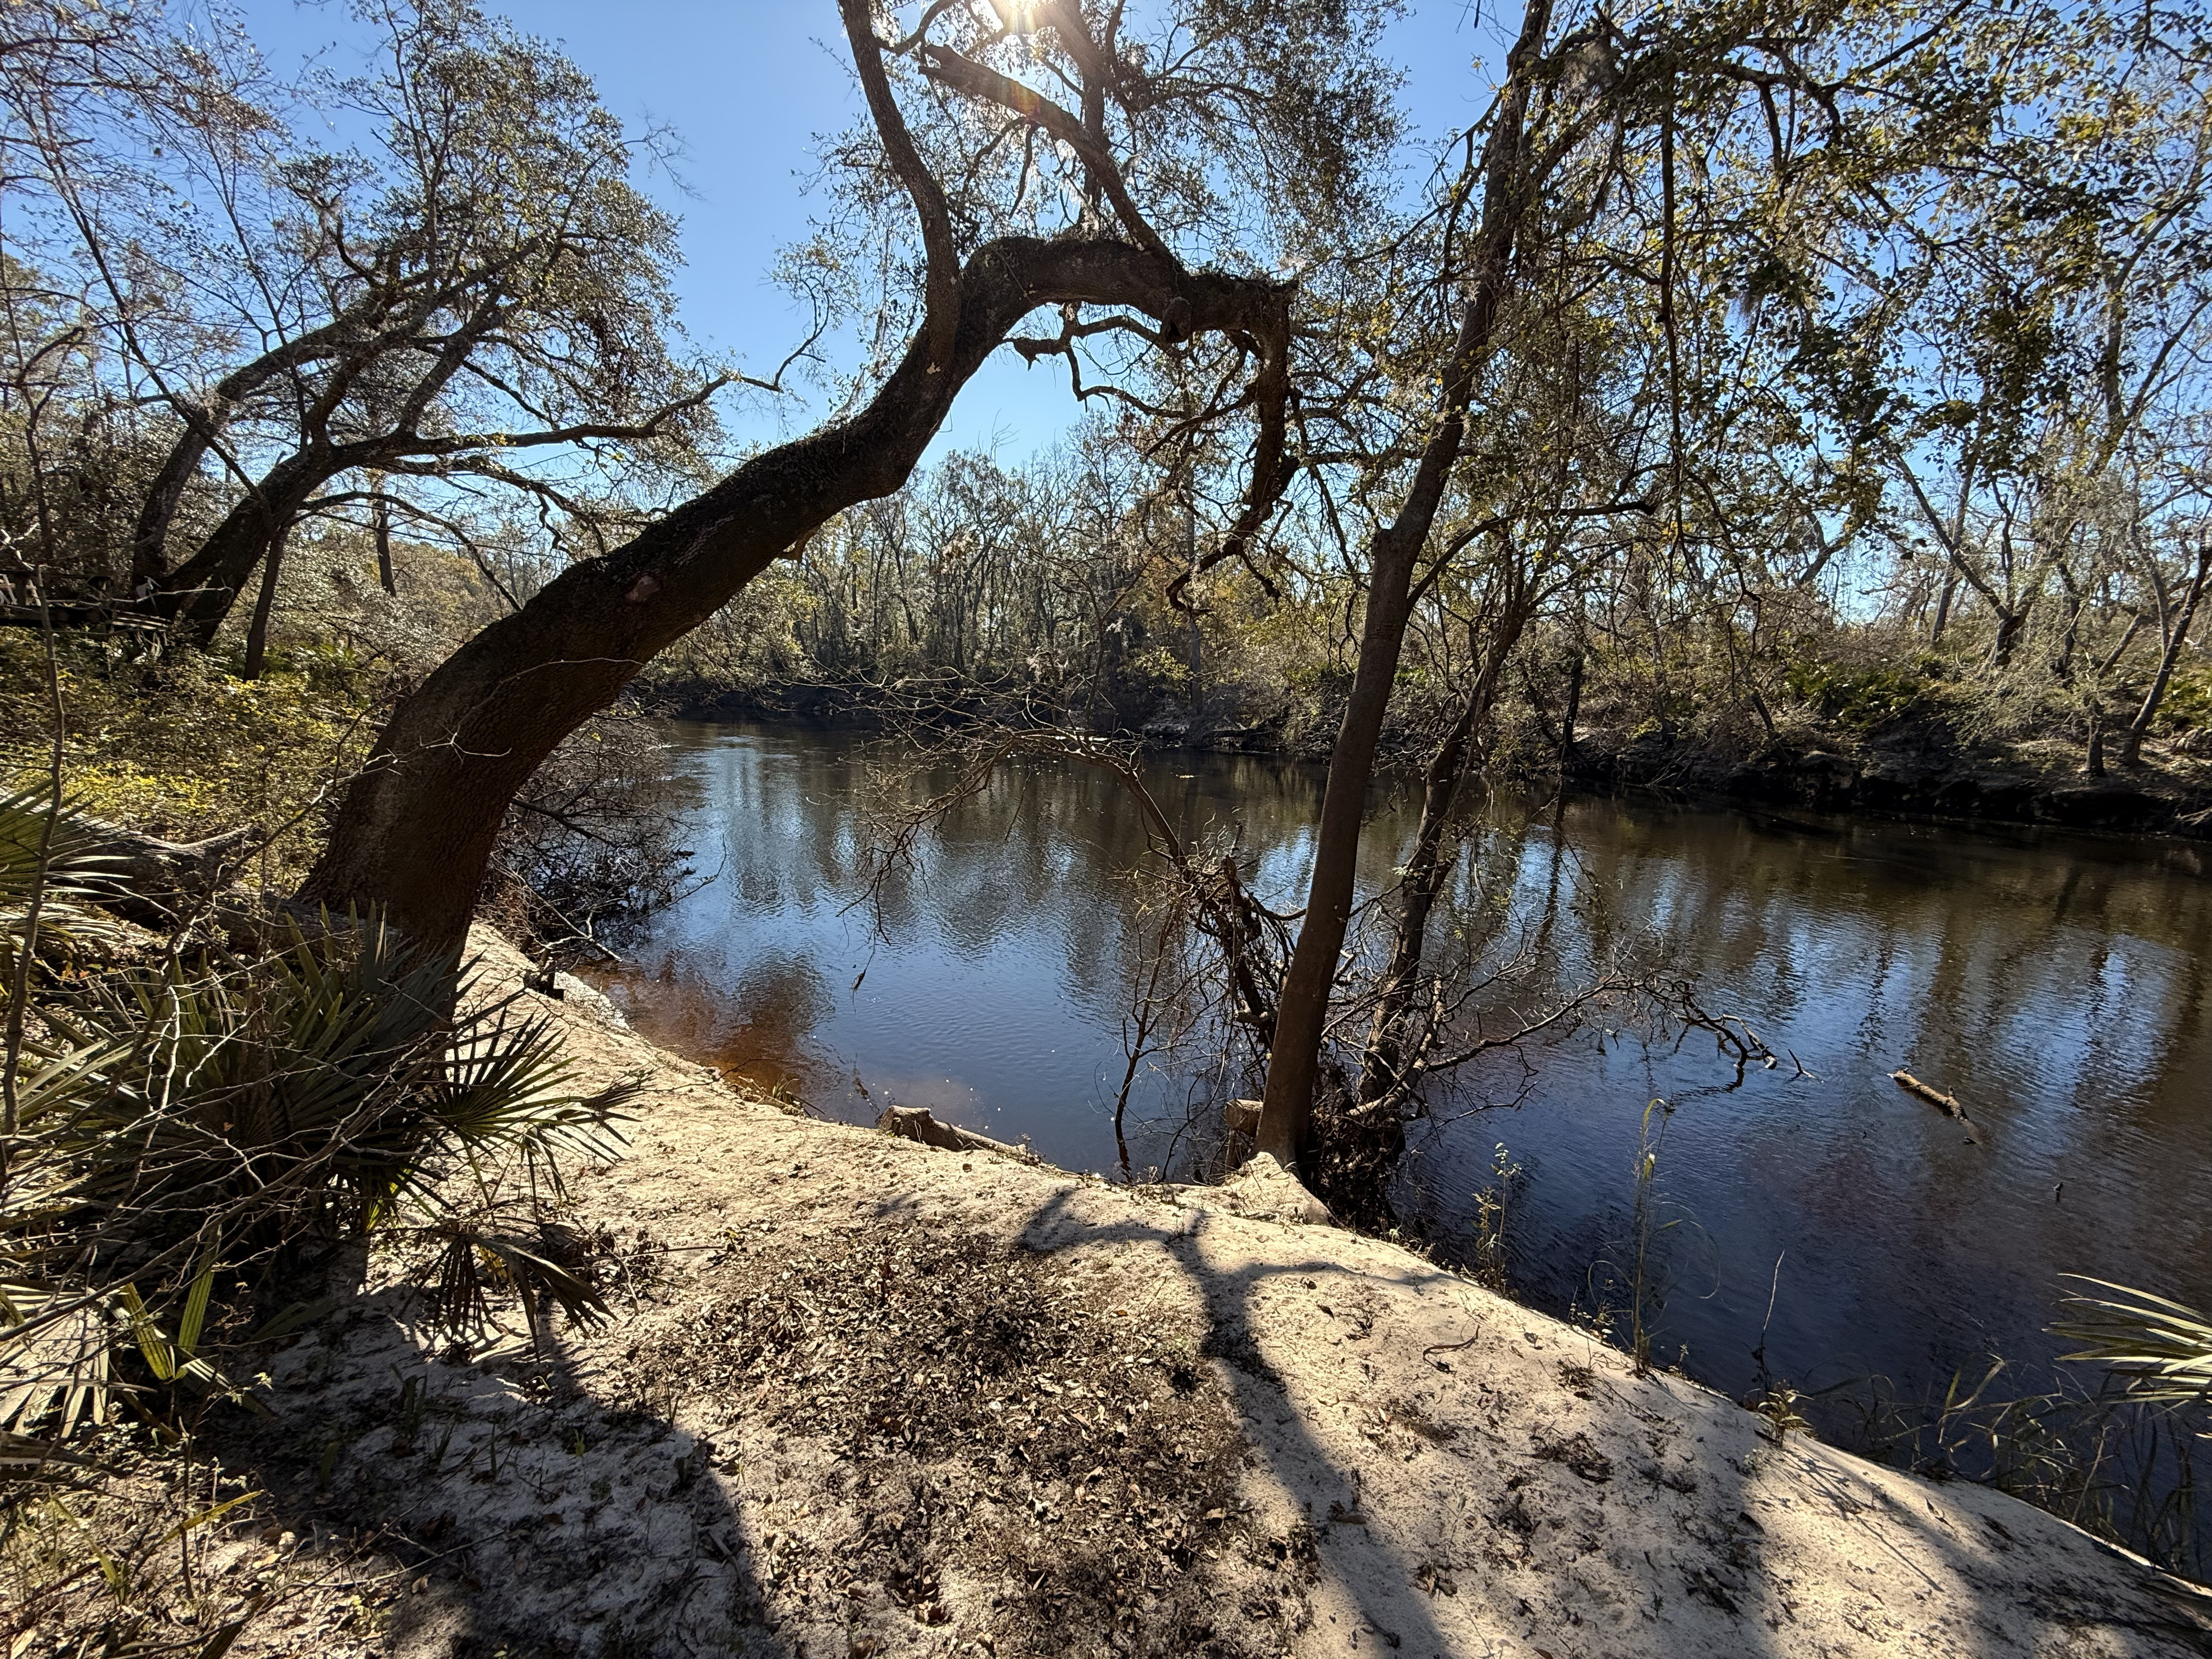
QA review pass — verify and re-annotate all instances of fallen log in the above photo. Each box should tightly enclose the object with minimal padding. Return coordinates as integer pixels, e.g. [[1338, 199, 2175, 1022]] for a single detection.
[[2, 788, 267, 931], [0, 600, 167, 633], [876, 1104, 1039, 1164], [1891, 1070, 1961, 1114], [1892, 1069, 1984, 1144], [88, 822, 263, 915]]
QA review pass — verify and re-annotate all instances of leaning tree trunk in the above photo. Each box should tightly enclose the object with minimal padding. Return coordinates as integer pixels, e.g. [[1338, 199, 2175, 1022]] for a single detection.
[[1250, 520, 1423, 1155], [306, 0, 1304, 957], [1252, 0, 1551, 1167], [301, 239, 1291, 952], [155, 449, 335, 642], [131, 294, 410, 589]]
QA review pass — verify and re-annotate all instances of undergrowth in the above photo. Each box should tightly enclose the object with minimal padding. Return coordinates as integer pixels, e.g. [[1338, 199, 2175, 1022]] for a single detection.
[[0, 776, 634, 1654], [0, 634, 379, 889]]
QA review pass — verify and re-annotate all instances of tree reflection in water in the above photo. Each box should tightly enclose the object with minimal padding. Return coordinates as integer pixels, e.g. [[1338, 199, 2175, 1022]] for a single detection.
[[593, 720, 2212, 1554]]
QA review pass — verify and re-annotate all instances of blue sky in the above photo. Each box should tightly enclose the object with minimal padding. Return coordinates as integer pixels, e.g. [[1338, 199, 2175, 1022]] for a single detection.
[[233, 1, 1509, 461]]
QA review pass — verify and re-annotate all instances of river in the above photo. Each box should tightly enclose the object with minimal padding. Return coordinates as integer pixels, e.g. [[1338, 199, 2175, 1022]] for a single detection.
[[591, 720, 2212, 1533]]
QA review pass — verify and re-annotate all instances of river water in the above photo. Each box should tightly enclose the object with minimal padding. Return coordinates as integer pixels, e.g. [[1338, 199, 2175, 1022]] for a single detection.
[[594, 721, 2212, 1470]]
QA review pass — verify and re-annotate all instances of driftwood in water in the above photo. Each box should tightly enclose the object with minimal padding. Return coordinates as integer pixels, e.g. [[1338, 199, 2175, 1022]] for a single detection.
[[1892, 1070, 1984, 1144], [1891, 1070, 1962, 1113], [876, 1104, 1039, 1164]]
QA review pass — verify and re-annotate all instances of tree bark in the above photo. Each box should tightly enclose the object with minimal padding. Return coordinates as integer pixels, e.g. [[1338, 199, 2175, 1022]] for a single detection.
[[1560, 648, 1583, 760], [1253, 0, 1551, 1166], [374, 495, 398, 597], [129, 293, 425, 587], [1249, 496, 1427, 1162], [1931, 569, 1957, 640], [2121, 539, 2211, 764], [156, 448, 333, 641], [1356, 622, 1518, 1108], [241, 519, 289, 680], [133, 422, 206, 588]]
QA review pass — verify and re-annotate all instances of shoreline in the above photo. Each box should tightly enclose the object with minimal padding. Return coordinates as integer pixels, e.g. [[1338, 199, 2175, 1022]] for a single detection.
[[646, 689, 2212, 846], [184, 928, 2212, 1657]]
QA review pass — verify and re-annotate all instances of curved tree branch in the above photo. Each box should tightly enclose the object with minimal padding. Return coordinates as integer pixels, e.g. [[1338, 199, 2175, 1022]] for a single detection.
[[302, 232, 1296, 949]]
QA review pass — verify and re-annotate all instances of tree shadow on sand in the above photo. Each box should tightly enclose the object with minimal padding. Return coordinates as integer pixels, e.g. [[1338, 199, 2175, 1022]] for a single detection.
[[196, 1171, 2212, 1658]]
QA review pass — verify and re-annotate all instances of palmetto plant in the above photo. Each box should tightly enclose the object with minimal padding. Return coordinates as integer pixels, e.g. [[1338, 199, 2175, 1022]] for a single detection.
[[22, 918, 622, 1247], [2, 787, 634, 1432], [0, 783, 131, 958], [2056, 1278, 2212, 1413]]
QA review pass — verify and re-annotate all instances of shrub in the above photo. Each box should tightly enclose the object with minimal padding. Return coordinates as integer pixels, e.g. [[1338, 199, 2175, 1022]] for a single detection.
[[1, 787, 634, 1436], [1782, 659, 1939, 731], [0, 636, 376, 887]]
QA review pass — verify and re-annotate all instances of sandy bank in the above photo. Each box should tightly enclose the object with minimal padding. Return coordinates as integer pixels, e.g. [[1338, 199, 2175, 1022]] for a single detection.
[[201, 928, 2212, 1659]]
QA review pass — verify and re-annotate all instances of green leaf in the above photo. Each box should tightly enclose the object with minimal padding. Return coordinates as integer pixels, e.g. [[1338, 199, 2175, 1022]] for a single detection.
[[158, 1488, 263, 1545], [178, 1253, 218, 1356], [120, 1284, 176, 1384]]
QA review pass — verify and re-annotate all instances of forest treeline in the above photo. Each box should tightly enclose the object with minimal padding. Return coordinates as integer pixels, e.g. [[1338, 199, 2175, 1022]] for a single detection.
[[662, 411, 2212, 816], [8, 1, 2212, 1632]]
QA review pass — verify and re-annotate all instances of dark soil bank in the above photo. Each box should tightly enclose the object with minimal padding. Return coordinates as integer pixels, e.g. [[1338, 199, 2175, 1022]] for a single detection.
[[662, 673, 2212, 841], [1568, 727, 2212, 838]]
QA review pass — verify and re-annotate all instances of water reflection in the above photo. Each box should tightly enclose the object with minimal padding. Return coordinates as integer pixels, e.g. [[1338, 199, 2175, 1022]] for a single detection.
[[593, 722, 2212, 1434]]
